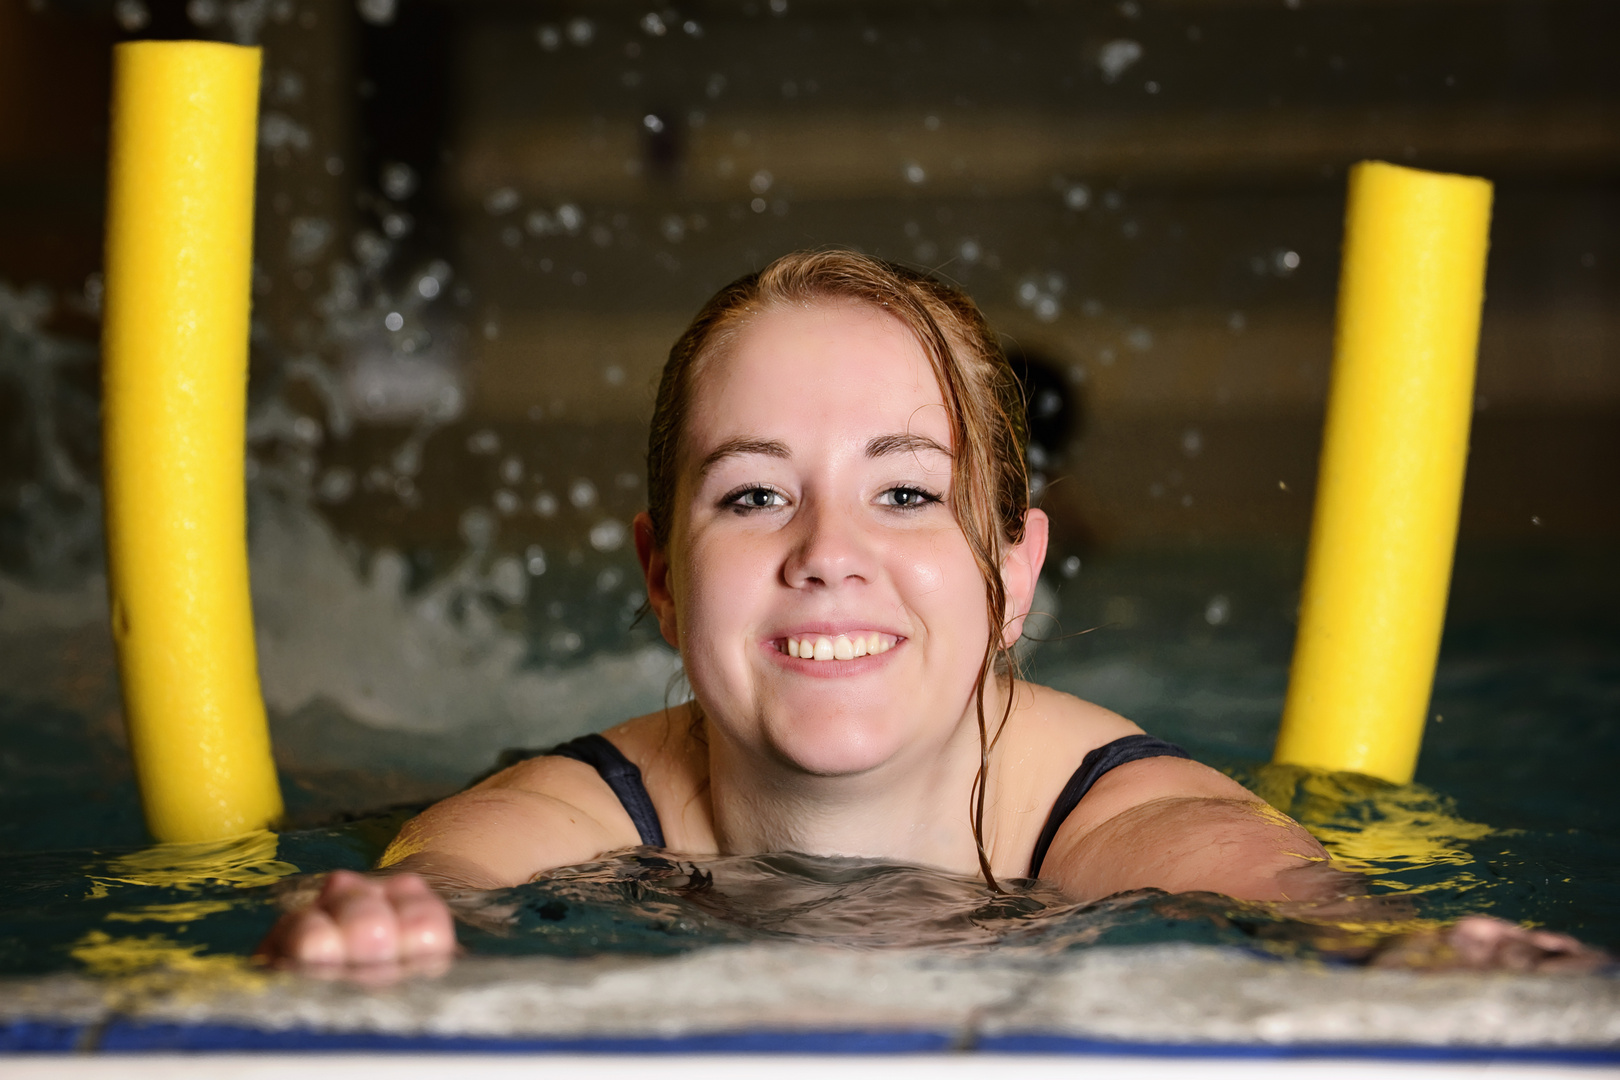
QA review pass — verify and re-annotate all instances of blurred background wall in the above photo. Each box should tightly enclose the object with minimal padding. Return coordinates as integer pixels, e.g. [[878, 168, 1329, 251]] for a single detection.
[[2, 0, 1616, 794]]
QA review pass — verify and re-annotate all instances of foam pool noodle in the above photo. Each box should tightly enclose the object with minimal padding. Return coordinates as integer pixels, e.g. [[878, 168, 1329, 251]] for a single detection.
[[102, 41, 283, 842], [1274, 161, 1493, 785]]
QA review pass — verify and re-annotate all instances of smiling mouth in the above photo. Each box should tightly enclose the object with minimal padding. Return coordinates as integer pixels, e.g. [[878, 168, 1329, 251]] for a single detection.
[[780, 633, 899, 661]]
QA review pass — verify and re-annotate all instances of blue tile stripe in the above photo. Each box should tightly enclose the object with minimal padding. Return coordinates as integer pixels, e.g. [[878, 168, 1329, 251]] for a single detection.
[[3, 1019, 1618, 1063]]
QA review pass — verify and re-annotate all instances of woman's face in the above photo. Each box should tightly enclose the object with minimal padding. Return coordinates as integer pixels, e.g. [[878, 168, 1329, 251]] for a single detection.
[[636, 300, 1046, 778]]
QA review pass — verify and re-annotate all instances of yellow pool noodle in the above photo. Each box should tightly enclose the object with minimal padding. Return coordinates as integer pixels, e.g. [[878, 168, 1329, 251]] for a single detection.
[[102, 41, 283, 842], [1274, 161, 1493, 785]]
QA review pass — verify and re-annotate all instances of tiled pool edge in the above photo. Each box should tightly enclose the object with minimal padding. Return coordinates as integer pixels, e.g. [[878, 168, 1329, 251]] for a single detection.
[[6, 1023, 1620, 1065], [3, 944, 1617, 1060]]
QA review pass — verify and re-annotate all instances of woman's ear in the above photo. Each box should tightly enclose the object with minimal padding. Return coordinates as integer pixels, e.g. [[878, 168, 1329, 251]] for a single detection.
[[633, 511, 679, 648], [1000, 508, 1050, 647]]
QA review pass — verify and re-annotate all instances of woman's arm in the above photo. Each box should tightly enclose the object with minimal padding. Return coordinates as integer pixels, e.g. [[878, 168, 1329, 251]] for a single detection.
[[259, 756, 643, 967], [1039, 756, 1611, 972], [1039, 756, 1352, 903]]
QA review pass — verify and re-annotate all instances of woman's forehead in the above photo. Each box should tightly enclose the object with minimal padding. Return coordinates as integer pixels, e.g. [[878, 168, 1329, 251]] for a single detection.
[[683, 301, 952, 458]]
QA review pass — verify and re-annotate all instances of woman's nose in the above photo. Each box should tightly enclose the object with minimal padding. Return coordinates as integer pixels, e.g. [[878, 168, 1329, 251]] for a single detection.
[[782, 501, 873, 589]]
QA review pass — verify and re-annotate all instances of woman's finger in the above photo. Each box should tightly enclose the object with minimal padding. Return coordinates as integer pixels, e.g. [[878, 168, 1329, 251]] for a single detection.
[[329, 883, 401, 964], [393, 891, 457, 959], [281, 908, 345, 965]]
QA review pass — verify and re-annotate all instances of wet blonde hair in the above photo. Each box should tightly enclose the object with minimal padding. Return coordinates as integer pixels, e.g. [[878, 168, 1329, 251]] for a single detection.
[[647, 249, 1031, 889]]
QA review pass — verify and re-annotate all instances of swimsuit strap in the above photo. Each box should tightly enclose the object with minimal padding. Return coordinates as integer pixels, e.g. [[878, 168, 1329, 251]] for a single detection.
[[1027, 734, 1192, 878], [540, 733, 666, 848]]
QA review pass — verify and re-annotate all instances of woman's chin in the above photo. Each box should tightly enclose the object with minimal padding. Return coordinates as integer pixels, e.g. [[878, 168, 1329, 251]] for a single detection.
[[762, 718, 910, 778]]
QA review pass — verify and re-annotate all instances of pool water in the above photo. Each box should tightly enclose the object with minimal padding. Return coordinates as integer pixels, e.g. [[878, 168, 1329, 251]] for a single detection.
[[1, 542, 1616, 993]]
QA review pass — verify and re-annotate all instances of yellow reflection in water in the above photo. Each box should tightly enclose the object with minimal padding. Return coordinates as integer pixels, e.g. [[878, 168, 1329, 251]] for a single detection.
[[88, 828, 298, 894], [105, 900, 235, 923], [1248, 763, 1493, 894], [70, 929, 268, 999]]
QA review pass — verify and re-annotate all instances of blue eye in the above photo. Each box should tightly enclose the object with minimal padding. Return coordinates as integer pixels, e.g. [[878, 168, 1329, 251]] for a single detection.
[[725, 486, 785, 511], [880, 485, 941, 509]]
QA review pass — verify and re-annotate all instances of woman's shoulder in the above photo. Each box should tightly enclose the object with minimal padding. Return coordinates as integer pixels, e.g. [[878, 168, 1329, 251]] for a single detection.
[[598, 703, 717, 852], [1011, 681, 1145, 754]]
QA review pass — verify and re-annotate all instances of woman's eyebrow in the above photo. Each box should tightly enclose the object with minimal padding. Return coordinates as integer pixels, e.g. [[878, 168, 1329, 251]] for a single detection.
[[698, 436, 791, 476], [867, 432, 952, 459]]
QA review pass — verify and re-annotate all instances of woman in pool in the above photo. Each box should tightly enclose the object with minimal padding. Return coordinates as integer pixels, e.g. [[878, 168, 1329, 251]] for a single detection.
[[263, 250, 1596, 971]]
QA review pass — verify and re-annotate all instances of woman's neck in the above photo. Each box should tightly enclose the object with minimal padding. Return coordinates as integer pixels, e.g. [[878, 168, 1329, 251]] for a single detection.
[[701, 689, 1006, 877]]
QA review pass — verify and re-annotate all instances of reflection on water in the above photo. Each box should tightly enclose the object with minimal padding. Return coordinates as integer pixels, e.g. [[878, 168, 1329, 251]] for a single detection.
[[0, 800, 1512, 987]]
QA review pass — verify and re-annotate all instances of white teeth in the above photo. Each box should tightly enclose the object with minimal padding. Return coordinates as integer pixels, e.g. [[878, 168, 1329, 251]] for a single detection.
[[784, 632, 895, 661]]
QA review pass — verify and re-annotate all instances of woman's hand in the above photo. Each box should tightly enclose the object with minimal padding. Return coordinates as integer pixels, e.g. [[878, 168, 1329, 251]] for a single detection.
[[258, 870, 457, 973], [1373, 915, 1611, 974]]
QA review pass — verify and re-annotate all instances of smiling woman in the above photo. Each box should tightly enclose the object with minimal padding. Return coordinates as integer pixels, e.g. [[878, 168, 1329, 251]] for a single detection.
[[256, 251, 1596, 973]]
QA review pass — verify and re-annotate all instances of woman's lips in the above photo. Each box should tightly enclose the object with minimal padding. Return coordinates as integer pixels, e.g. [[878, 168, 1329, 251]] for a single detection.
[[778, 632, 900, 661]]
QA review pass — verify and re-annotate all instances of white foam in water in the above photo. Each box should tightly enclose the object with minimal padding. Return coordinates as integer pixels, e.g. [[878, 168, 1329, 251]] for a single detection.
[[248, 493, 682, 747]]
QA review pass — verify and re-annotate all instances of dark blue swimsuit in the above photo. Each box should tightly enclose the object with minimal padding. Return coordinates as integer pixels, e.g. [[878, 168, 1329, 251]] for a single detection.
[[506, 731, 1189, 878]]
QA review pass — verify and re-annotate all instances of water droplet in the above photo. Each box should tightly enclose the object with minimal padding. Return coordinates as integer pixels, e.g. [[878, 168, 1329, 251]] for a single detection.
[[958, 239, 982, 264], [384, 311, 404, 331], [380, 161, 417, 201], [566, 16, 595, 45], [287, 216, 332, 263], [1064, 184, 1091, 210], [291, 415, 322, 445], [467, 429, 500, 455], [1060, 555, 1082, 578], [490, 556, 528, 604], [589, 519, 627, 553], [533, 492, 559, 517], [1181, 428, 1203, 457], [317, 467, 355, 504], [643, 113, 666, 134], [114, 0, 150, 31], [525, 544, 548, 576], [555, 204, 584, 233], [1126, 326, 1154, 351], [904, 162, 927, 184], [459, 507, 496, 550], [1097, 39, 1143, 82], [484, 187, 521, 215], [1204, 595, 1231, 626], [639, 11, 667, 35], [356, 0, 396, 25], [186, 0, 220, 26], [353, 230, 392, 270], [536, 24, 561, 50], [382, 211, 413, 240], [569, 479, 598, 509]]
